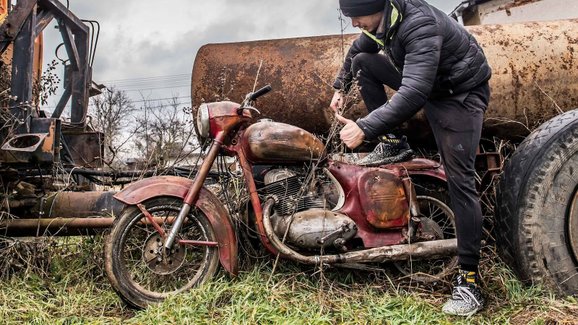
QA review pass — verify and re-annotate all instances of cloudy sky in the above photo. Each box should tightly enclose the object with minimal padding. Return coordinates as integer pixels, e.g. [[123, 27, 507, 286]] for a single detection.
[[41, 0, 464, 109]]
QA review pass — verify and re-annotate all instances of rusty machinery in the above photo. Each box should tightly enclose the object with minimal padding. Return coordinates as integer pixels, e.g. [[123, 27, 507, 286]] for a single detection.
[[0, 0, 576, 296], [0, 0, 125, 236], [0, 0, 220, 236], [450, 0, 578, 25]]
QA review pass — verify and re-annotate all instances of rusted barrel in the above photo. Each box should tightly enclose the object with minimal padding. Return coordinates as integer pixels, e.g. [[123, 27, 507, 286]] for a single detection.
[[191, 19, 578, 142], [0, 191, 125, 236]]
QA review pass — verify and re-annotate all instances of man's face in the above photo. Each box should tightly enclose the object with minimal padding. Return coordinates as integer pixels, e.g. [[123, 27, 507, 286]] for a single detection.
[[350, 11, 384, 33]]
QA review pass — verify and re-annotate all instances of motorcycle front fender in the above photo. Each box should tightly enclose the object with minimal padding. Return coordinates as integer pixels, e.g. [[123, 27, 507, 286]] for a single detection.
[[114, 176, 238, 276]]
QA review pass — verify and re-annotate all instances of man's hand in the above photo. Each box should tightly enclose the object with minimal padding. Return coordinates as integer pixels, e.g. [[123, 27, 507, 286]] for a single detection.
[[335, 113, 365, 149], [329, 91, 344, 112]]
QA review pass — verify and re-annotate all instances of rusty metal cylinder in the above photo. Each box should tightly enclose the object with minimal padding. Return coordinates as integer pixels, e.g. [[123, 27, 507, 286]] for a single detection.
[[0, 191, 125, 236], [0, 218, 115, 236], [192, 19, 578, 142], [35, 191, 125, 218]]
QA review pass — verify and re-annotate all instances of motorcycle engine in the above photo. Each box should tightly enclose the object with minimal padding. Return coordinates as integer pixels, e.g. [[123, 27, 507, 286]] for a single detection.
[[262, 168, 356, 250], [263, 169, 324, 215]]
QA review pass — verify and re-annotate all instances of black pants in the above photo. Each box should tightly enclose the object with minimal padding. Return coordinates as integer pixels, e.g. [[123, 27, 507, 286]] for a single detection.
[[352, 53, 489, 269]]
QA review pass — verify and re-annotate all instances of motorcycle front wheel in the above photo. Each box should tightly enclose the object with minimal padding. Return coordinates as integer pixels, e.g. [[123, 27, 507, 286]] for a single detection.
[[105, 197, 219, 308]]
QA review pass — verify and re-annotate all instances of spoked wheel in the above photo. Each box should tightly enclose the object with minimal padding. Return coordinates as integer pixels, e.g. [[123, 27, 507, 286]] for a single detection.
[[394, 195, 458, 282], [105, 197, 219, 308]]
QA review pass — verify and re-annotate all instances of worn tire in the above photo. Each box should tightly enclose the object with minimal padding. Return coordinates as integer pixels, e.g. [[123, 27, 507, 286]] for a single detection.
[[496, 109, 578, 295], [105, 197, 220, 308]]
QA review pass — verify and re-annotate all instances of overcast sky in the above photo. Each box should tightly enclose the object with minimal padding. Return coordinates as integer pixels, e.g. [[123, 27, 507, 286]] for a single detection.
[[42, 0, 464, 109]]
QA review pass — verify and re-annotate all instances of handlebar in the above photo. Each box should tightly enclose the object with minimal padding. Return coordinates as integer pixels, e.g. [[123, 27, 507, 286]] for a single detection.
[[238, 85, 272, 116], [248, 85, 272, 101]]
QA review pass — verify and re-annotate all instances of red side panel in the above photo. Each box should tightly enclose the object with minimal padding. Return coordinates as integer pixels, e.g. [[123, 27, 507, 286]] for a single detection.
[[327, 158, 447, 248], [358, 169, 410, 229]]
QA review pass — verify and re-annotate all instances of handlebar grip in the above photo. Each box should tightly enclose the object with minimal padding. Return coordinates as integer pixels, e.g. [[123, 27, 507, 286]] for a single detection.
[[249, 85, 272, 101]]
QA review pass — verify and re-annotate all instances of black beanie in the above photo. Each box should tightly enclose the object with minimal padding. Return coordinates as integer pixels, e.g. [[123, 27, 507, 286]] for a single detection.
[[339, 0, 386, 17]]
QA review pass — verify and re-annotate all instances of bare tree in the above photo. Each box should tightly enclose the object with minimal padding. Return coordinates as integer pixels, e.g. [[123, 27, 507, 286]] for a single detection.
[[89, 87, 136, 167], [132, 96, 196, 168]]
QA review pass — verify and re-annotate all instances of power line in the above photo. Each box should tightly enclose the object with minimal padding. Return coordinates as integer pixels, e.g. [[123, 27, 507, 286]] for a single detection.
[[42, 96, 192, 110], [129, 102, 193, 110], [88, 101, 193, 110], [110, 79, 190, 88], [41, 73, 195, 109], [100, 73, 190, 83], [130, 96, 190, 104], [121, 85, 190, 92], [93, 73, 192, 93]]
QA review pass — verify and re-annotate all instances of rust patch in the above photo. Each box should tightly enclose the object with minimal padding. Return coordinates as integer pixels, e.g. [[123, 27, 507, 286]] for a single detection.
[[497, 0, 542, 12], [509, 0, 542, 8]]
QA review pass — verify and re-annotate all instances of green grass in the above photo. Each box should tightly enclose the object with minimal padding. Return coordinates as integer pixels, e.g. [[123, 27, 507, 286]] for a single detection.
[[0, 236, 576, 324]]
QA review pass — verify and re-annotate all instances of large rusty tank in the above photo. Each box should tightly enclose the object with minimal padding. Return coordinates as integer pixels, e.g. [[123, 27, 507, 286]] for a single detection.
[[191, 19, 578, 143]]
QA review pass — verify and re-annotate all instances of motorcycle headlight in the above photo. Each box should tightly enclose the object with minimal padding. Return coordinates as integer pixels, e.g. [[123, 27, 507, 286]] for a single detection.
[[196, 103, 210, 138]]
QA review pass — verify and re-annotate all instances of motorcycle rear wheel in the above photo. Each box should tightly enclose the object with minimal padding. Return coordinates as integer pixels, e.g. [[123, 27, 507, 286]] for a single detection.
[[394, 195, 458, 283], [105, 197, 219, 308]]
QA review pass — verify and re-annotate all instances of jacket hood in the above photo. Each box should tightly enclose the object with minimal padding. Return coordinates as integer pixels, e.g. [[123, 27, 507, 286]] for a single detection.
[[375, 0, 405, 41]]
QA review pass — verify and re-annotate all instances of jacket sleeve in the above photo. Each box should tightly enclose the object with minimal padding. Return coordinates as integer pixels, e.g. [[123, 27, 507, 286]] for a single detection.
[[333, 33, 381, 91], [356, 18, 442, 140]]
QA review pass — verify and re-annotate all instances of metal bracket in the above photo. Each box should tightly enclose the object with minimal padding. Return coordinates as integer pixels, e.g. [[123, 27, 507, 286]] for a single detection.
[[1, 133, 48, 152]]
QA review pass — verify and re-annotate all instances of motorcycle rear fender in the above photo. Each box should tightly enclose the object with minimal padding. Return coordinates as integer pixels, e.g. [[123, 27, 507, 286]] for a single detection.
[[113, 176, 238, 276], [394, 158, 447, 183]]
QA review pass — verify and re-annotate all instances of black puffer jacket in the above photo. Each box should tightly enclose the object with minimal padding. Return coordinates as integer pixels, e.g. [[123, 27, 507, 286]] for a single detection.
[[334, 0, 492, 140]]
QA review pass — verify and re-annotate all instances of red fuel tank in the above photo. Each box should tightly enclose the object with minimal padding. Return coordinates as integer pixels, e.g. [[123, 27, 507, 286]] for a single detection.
[[241, 120, 325, 164]]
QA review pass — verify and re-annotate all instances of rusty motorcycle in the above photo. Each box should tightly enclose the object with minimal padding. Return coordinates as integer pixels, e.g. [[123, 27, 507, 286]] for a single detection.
[[105, 85, 458, 308]]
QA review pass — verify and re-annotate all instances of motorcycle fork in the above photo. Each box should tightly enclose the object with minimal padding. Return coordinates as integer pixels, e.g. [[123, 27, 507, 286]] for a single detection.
[[162, 134, 225, 250]]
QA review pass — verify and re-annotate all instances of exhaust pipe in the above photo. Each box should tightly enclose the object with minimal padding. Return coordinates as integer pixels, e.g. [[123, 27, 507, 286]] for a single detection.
[[261, 198, 457, 264]]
